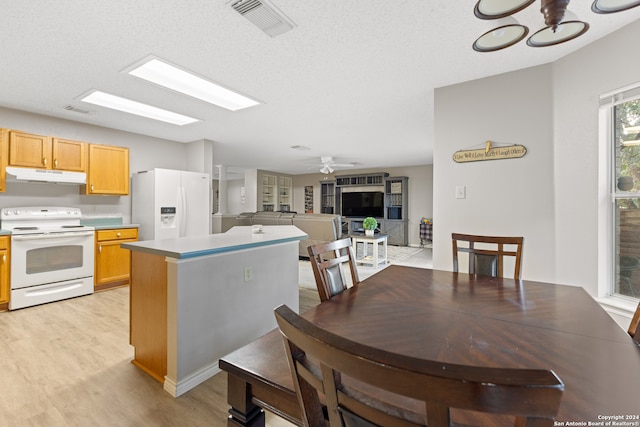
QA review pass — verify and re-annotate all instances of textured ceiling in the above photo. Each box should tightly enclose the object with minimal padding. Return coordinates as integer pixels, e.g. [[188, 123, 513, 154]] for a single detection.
[[1, 1, 639, 176]]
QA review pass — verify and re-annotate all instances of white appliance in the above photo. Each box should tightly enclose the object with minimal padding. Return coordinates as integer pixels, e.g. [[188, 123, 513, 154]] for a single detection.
[[5, 166, 86, 184], [0, 207, 95, 310], [132, 168, 211, 241]]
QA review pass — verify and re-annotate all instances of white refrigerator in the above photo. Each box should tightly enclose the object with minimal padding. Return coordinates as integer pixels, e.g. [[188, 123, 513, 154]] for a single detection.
[[132, 168, 211, 241]]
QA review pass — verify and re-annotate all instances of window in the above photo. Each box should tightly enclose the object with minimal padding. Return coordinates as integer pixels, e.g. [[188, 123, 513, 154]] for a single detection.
[[604, 84, 640, 300]]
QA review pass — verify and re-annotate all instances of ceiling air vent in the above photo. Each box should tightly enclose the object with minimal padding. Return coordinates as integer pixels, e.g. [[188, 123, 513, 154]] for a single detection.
[[63, 105, 94, 115], [228, 0, 296, 37]]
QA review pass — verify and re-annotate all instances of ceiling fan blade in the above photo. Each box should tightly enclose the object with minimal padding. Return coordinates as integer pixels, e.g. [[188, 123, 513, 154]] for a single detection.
[[320, 156, 334, 164]]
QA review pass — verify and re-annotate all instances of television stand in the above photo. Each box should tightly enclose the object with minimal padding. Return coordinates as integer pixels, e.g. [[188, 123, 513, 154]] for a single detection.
[[327, 172, 409, 246]]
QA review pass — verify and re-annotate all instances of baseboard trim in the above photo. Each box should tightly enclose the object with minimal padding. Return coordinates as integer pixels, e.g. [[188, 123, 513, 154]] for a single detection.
[[164, 363, 221, 397]]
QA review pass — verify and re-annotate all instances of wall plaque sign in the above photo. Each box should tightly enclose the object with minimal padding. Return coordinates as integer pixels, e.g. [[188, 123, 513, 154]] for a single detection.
[[453, 141, 527, 163]]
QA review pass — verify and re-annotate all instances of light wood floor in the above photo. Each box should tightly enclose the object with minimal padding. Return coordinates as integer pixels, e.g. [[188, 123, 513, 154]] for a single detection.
[[0, 249, 429, 426]]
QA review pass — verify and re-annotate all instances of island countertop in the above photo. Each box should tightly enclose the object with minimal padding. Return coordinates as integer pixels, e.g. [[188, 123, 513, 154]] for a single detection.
[[121, 225, 308, 259]]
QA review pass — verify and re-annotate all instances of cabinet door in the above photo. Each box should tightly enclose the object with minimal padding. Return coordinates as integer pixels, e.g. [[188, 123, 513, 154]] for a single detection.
[[86, 144, 129, 195], [383, 220, 406, 246], [8, 130, 52, 168], [95, 237, 136, 286], [320, 181, 335, 214], [0, 237, 9, 304], [52, 138, 86, 172]]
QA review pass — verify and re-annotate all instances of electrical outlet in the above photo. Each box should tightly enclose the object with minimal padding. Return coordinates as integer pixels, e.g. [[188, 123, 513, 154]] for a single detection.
[[244, 266, 252, 282]]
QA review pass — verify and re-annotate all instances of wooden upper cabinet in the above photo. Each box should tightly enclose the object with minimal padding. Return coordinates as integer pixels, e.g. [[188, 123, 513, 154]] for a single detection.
[[86, 144, 129, 195], [8, 130, 52, 169], [52, 138, 86, 172], [7, 130, 87, 172]]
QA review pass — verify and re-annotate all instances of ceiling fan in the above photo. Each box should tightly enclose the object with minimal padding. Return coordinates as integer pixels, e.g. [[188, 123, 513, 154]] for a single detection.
[[308, 156, 355, 174]]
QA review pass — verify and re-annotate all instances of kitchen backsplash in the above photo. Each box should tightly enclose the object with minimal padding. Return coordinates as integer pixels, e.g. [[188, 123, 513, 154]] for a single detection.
[[80, 213, 124, 227], [0, 181, 131, 224]]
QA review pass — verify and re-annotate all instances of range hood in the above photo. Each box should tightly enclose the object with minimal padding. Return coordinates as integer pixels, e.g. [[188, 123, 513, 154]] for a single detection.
[[5, 166, 86, 184]]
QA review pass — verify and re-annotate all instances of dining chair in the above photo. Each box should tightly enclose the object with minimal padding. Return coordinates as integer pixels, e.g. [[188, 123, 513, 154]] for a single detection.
[[452, 233, 524, 280], [629, 301, 640, 344], [274, 304, 564, 427], [307, 238, 360, 302]]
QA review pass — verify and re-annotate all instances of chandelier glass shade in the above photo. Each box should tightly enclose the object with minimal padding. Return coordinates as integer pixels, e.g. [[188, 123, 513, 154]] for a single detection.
[[591, 0, 640, 13], [473, 0, 640, 52], [473, 17, 529, 51], [527, 19, 589, 47], [474, 0, 536, 19]]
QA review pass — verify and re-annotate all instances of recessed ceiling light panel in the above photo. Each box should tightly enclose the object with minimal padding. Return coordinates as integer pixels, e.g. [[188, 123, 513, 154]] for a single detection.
[[127, 58, 261, 111], [592, 0, 640, 13], [474, 0, 536, 19], [80, 90, 199, 125]]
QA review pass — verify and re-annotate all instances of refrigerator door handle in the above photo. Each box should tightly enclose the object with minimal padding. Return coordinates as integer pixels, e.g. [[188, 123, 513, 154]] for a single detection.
[[179, 186, 187, 237]]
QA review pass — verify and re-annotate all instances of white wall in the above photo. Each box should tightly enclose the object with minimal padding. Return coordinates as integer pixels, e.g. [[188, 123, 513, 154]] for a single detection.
[[552, 21, 640, 298], [226, 178, 247, 213], [433, 19, 640, 313], [185, 139, 214, 177], [0, 107, 196, 222], [293, 165, 433, 247], [434, 65, 556, 282], [243, 169, 258, 213]]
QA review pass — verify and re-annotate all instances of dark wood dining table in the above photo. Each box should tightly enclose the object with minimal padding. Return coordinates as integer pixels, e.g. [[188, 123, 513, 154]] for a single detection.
[[219, 265, 640, 427]]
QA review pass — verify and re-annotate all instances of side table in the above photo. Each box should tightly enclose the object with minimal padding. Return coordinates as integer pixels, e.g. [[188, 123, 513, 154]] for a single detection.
[[351, 234, 388, 268]]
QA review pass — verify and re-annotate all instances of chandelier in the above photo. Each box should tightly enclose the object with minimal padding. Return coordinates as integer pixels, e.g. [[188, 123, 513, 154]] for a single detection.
[[473, 0, 640, 52]]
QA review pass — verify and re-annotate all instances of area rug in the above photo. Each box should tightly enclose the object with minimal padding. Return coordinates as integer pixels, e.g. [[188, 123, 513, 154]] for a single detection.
[[385, 245, 424, 264]]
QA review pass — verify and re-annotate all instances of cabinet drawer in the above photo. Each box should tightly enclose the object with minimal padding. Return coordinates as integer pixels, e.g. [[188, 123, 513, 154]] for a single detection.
[[96, 228, 138, 241], [0, 235, 9, 250]]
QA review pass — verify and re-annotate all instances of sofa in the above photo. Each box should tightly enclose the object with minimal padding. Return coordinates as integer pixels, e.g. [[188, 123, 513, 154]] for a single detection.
[[213, 211, 342, 258]]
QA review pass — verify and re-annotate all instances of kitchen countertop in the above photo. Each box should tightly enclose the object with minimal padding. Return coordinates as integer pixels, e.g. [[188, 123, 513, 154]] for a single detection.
[[122, 225, 307, 259], [0, 225, 137, 234], [92, 224, 139, 230]]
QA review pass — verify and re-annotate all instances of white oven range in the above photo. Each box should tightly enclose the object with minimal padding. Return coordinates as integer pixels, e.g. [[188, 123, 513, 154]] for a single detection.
[[1, 207, 94, 310]]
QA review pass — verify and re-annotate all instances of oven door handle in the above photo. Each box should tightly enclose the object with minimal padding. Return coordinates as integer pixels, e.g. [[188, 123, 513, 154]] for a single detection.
[[12, 231, 95, 240]]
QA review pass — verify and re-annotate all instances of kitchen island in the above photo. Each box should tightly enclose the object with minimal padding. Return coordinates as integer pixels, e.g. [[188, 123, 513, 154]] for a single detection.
[[122, 225, 307, 397]]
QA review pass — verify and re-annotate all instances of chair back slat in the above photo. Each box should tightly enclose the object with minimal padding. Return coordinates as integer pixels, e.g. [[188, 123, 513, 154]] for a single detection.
[[452, 233, 523, 280], [275, 305, 564, 427], [307, 238, 360, 302]]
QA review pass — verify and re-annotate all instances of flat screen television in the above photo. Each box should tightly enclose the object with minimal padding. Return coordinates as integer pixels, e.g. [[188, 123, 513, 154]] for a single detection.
[[341, 191, 384, 218]]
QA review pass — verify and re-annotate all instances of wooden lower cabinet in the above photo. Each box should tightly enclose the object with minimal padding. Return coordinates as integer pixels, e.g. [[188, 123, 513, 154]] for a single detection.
[[94, 228, 138, 291], [129, 251, 167, 383], [0, 236, 10, 308]]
